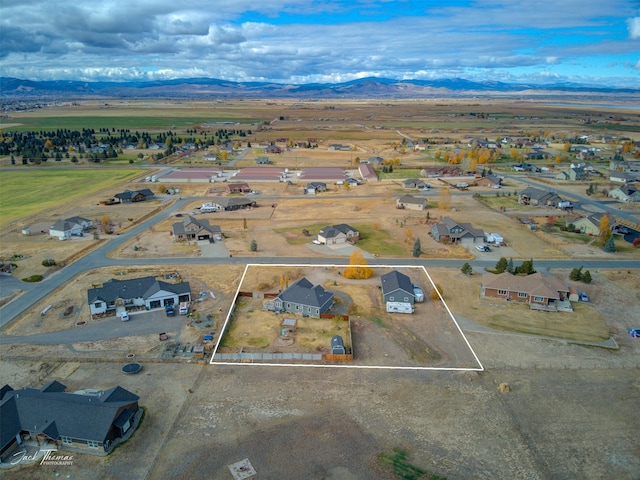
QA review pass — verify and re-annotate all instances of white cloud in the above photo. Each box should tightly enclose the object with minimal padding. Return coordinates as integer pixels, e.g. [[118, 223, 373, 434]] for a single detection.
[[627, 17, 640, 39]]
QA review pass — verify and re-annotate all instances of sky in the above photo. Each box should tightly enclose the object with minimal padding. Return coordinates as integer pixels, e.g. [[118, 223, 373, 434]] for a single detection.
[[1, 0, 639, 87]]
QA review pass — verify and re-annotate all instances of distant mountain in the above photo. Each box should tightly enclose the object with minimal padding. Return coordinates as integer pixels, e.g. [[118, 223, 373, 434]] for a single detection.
[[1, 76, 638, 99]]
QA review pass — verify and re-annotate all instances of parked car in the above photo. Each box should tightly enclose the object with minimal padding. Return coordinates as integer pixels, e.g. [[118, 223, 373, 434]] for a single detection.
[[475, 244, 487, 252], [120, 311, 130, 322], [412, 283, 425, 303], [579, 291, 589, 302], [628, 328, 640, 338], [165, 305, 176, 317]]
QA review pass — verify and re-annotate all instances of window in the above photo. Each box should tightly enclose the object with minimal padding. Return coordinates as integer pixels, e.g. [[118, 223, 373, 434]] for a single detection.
[[389, 296, 395, 302], [87, 440, 100, 449], [498, 290, 507, 295], [61, 437, 72, 445], [533, 296, 544, 303], [404, 297, 409, 302], [518, 292, 527, 298], [94, 302, 101, 308]]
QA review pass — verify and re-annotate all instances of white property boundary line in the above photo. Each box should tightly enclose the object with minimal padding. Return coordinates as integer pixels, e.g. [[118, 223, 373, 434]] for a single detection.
[[210, 263, 484, 372]]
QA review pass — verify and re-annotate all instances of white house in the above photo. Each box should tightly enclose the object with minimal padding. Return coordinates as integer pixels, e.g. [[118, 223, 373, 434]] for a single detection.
[[49, 216, 93, 240]]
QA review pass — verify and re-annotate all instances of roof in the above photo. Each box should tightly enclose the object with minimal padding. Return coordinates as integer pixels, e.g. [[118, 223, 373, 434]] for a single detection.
[[436, 217, 484, 239], [276, 277, 334, 308], [172, 216, 221, 236], [519, 186, 563, 204], [482, 272, 569, 299], [211, 197, 256, 208], [115, 189, 154, 200], [1, 382, 138, 449], [318, 224, 357, 239], [397, 194, 427, 205], [87, 276, 191, 304], [380, 270, 414, 298]]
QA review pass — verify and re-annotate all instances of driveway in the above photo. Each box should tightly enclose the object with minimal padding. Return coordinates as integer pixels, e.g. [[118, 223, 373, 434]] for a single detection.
[[198, 239, 230, 257], [306, 242, 375, 258]]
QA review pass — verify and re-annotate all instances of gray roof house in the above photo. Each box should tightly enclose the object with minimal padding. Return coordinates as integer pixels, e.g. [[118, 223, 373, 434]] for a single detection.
[[273, 278, 334, 318], [431, 217, 484, 243], [306, 182, 327, 194], [172, 216, 222, 242], [609, 186, 640, 203], [114, 189, 155, 203], [396, 194, 427, 211], [49, 216, 93, 240], [88, 276, 191, 316], [1, 381, 140, 462], [317, 224, 360, 245], [518, 187, 564, 207], [555, 167, 587, 181], [402, 178, 427, 189], [380, 271, 415, 305], [209, 197, 257, 211]]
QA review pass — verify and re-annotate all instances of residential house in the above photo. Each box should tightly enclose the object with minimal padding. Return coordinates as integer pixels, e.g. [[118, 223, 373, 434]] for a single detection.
[[225, 183, 251, 194], [396, 194, 427, 211], [1, 381, 140, 462], [317, 224, 359, 245], [555, 167, 587, 181], [609, 186, 640, 203], [87, 276, 191, 316], [402, 178, 426, 189], [172, 216, 222, 242], [273, 278, 334, 318], [480, 272, 571, 311], [571, 213, 613, 236], [255, 156, 270, 164], [610, 172, 639, 183], [518, 187, 564, 207], [475, 174, 502, 188], [431, 217, 484, 244], [49, 216, 93, 240], [358, 164, 378, 182], [306, 182, 327, 195], [380, 271, 415, 305], [114, 189, 155, 203], [209, 197, 257, 211], [365, 156, 384, 165], [264, 145, 281, 154], [421, 166, 463, 177], [344, 177, 361, 186]]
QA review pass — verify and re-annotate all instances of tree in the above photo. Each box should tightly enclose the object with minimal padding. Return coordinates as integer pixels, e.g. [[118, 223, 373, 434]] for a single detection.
[[603, 235, 615, 252], [495, 257, 508, 273], [243, 218, 247, 230], [342, 249, 374, 279], [506, 258, 514, 274], [412, 238, 421, 258], [461, 262, 473, 275], [431, 284, 444, 300], [582, 271, 592, 283], [250, 239, 257, 252], [569, 266, 583, 281], [516, 259, 536, 275], [599, 215, 611, 247], [439, 187, 451, 210]]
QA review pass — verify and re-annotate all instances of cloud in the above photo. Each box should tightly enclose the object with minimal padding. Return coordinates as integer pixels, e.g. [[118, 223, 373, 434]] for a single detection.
[[627, 17, 640, 39]]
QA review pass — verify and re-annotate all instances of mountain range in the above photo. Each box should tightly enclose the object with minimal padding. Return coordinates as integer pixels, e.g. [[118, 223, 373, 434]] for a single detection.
[[1, 76, 638, 99]]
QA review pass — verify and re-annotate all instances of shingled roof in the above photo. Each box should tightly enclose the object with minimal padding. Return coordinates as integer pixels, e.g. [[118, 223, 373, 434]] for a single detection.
[[276, 278, 334, 308], [87, 276, 191, 304]]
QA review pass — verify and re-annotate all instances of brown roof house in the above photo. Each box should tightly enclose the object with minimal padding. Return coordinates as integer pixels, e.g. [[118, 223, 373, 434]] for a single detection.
[[431, 217, 484, 244], [396, 194, 427, 211], [480, 272, 572, 312]]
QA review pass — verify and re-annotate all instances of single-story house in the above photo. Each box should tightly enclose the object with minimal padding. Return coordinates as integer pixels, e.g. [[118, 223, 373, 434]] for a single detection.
[[255, 156, 270, 164], [402, 178, 426, 189], [431, 217, 484, 243], [264, 145, 282, 154], [518, 187, 564, 207], [480, 272, 571, 311], [344, 177, 361, 186], [88, 276, 191, 316], [555, 167, 587, 181], [570, 213, 613, 236], [475, 174, 502, 188], [380, 270, 415, 305], [364, 156, 383, 165], [1, 381, 140, 462], [225, 183, 251, 194], [317, 224, 360, 245], [609, 186, 640, 203], [209, 197, 257, 211], [114, 189, 155, 203], [306, 182, 327, 194], [49, 216, 93, 240], [273, 278, 334, 318], [172, 216, 222, 242], [396, 194, 427, 211], [610, 172, 639, 183], [358, 164, 378, 182]]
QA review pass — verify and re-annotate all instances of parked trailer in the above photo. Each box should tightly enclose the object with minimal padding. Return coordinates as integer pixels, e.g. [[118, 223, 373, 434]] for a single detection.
[[386, 302, 414, 314]]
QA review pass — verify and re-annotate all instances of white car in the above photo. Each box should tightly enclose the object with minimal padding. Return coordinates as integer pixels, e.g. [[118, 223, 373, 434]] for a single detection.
[[475, 244, 487, 252], [120, 311, 130, 322]]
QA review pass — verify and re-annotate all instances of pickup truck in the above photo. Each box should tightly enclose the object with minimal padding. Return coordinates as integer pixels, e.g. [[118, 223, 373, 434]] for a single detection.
[[165, 305, 176, 317]]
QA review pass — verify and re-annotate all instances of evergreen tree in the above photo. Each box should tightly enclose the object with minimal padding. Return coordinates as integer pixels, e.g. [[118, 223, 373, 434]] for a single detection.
[[250, 240, 257, 251], [495, 257, 508, 273], [582, 271, 592, 283], [506, 258, 514, 273], [412, 238, 421, 258], [570, 266, 583, 281], [461, 262, 473, 275], [603, 235, 615, 252]]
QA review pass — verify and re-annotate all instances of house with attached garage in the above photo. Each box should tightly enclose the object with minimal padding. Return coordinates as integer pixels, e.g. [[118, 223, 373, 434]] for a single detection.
[[49, 216, 93, 240], [273, 278, 334, 318], [172, 216, 222, 242], [0, 381, 141, 462], [608, 185, 640, 203], [305, 182, 327, 194], [569, 213, 613, 236], [431, 217, 484, 244], [317, 224, 360, 245], [87, 276, 191, 316], [114, 189, 155, 203], [209, 197, 257, 211], [518, 187, 564, 207], [396, 194, 427, 211], [380, 270, 415, 305], [402, 178, 427, 190], [475, 174, 502, 188], [480, 272, 571, 312]]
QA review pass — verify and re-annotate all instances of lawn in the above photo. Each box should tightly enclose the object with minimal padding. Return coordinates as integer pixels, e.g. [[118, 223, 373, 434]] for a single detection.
[[0, 168, 140, 226]]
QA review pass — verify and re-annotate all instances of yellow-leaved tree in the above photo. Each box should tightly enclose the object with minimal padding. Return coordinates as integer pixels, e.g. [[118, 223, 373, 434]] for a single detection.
[[342, 249, 374, 279], [599, 215, 611, 246]]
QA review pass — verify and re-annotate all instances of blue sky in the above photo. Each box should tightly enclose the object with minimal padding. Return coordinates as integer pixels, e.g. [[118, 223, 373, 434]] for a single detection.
[[1, 0, 638, 87]]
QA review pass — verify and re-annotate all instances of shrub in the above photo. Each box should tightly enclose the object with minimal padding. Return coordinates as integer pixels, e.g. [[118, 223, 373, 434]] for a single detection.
[[461, 263, 473, 275], [582, 271, 592, 283], [42, 259, 57, 267], [431, 284, 444, 300], [569, 266, 583, 281], [22, 275, 43, 282]]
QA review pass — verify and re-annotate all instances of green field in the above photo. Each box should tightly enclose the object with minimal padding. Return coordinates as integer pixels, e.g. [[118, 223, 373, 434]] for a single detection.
[[0, 168, 140, 225]]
